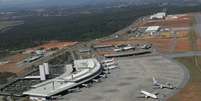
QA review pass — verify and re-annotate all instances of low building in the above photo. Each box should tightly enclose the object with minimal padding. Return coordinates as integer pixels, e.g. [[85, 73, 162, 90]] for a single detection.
[[145, 26, 160, 32], [35, 49, 46, 55], [145, 26, 160, 36], [23, 58, 102, 101], [150, 12, 166, 19]]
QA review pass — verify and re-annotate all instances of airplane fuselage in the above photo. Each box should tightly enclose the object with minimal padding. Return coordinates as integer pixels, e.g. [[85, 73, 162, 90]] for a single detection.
[[140, 90, 158, 99]]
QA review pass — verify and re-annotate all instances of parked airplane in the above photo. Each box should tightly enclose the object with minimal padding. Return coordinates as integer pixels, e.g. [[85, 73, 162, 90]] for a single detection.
[[102, 61, 118, 70], [122, 44, 134, 50], [101, 58, 114, 64], [101, 58, 119, 71], [68, 87, 81, 93], [113, 48, 123, 52], [107, 65, 118, 69], [103, 61, 117, 67], [140, 44, 152, 49], [99, 74, 107, 78], [51, 95, 63, 100], [82, 83, 90, 88], [137, 90, 158, 99], [102, 58, 117, 67], [92, 79, 101, 83], [113, 44, 134, 52], [152, 77, 174, 89]]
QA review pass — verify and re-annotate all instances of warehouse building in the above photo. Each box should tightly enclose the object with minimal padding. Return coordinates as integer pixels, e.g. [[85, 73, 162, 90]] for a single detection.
[[145, 26, 161, 36], [150, 12, 166, 19]]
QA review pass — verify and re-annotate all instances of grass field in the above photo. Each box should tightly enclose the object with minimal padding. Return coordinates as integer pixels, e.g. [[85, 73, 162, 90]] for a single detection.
[[169, 56, 201, 101], [0, 21, 23, 30], [188, 17, 199, 51]]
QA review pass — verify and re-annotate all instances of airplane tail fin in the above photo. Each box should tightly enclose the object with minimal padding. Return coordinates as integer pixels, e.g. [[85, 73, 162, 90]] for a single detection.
[[153, 91, 159, 95], [153, 77, 157, 85]]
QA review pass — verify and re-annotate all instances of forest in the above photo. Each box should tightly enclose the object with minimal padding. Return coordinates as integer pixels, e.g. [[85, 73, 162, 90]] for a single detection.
[[0, 4, 201, 53]]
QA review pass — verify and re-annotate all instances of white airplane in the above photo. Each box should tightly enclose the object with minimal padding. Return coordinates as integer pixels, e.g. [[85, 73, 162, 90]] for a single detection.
[[103, 61, 117, 67], [113, 48, 123, 52], [102, 62, 118, 70], [92, 79, 101, 83], [82, 84, 90, 88], [123, 46, 133, 50], [103, 70, 110, 74], [99, 74, 107, 78], [68, 87, 81, 93], [107, 65, 118, 69], [138, 90, 158, 99], [153, 77, 174, 89], [51, 95, 63, 100], [122, 44, 134, 50], [101, 58, 114, 63], [140, 44, 152, 49]]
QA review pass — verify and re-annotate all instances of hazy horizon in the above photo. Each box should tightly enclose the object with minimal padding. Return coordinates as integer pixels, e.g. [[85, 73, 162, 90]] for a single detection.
[[0, 0, 201, 10]]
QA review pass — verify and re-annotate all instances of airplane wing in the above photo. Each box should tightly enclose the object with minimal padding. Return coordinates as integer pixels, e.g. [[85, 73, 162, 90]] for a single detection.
[[136, 95, 147, 98], [152, 86, 161, 89], [153, 91, 159, 95]]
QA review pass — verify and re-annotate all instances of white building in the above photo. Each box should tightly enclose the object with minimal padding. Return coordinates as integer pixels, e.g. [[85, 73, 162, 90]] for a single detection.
[[23, 58, 102, 101], [145, 26, 160, 36], [150, 12, 166, 19]]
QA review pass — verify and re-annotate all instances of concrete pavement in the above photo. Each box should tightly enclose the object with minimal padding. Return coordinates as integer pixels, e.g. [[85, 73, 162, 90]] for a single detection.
[[60, 56, 188, 101]]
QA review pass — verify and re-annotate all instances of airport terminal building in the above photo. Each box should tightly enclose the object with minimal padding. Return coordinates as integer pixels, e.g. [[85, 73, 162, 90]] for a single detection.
[[0, 58, 103, 101]]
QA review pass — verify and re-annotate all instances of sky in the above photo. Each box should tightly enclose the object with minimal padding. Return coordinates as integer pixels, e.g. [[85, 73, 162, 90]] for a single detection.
[[0, 0, 200, 9], [0, 0, 86, 9], [0, 0, 43, 6], [0, 0, 117, 9], [0, 0, 94, 4], [0, 0, 93, 6], [0, 0, 37, 3]]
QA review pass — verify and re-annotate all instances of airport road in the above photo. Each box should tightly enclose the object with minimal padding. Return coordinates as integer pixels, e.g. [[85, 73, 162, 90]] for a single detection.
[[163, 51, 201, 58], [169, 30, 177, 52], [60, 56, 188, 101], [130, 51, 201, 59], [17, 43, 81, 70], [194, 13, 201, 37], [0, 96, 2, 100]]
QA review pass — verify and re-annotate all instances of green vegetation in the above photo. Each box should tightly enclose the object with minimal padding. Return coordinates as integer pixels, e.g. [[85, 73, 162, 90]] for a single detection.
[[176, 56, 201, 82], [48, 52, 72, 65], [0, 4, 201, 54], [167, 4, 201, 15], [171, 56, 201, 101], [188, 19, 198, 51], [0, 72, 16, 85], [0, 6, 158, 51], [0, 21, 23, 30]]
